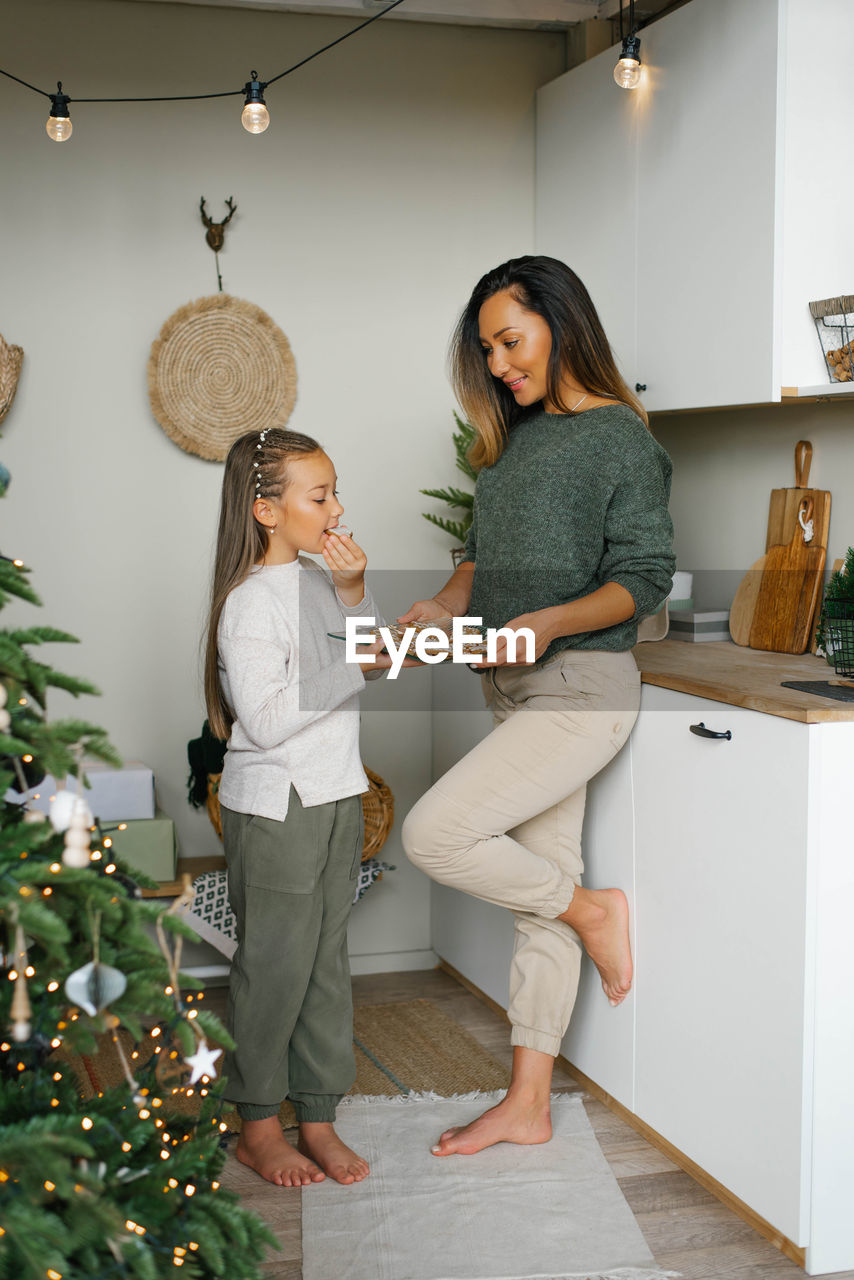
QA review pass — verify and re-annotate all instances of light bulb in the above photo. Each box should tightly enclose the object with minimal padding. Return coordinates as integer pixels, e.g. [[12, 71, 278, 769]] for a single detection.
[[46, 114, 73, 142], [613, 56, 641, 89], [613, 35, 641, 90], [242, 73, 269, 134], [241, 102, 270, 134], [46, 83, 73, 141]]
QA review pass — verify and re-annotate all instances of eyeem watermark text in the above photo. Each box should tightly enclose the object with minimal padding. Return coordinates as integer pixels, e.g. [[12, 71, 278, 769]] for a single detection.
[[345, 616, 535, 678]]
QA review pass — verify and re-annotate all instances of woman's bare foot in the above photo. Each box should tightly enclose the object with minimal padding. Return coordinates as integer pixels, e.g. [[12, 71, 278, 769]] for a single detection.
[[560, 886, 632, 1005], [236, 1115, 325, 1187], [430, 1089, 552, 1157], [298, 1121, 370, 1184]]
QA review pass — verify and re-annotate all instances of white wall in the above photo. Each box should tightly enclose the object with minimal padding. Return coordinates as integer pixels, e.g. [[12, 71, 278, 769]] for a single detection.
[[0, 0, 564, 972], [652, 400, 854, 608]]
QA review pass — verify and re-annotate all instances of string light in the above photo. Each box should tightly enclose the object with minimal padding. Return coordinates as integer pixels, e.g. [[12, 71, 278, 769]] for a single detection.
[[614, 34, 641, 88], [241, 74, 269, 134], [614, 1, 642, 90], [0, 0, 407, 141], [46, 83, 72, 140]]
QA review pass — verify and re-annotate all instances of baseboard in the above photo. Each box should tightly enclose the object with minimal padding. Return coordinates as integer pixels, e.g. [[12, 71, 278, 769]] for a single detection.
[[349, 949, 438, 975], [437, 957, 807, 1272]]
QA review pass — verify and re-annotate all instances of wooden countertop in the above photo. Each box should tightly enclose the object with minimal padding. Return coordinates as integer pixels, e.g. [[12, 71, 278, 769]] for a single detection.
[[633, 639, 854, 723]]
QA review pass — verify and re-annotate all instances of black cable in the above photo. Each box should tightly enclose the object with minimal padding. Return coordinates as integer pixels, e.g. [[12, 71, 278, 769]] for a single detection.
[[0, 0, 407, 106], [265, 0, 407, 87], [0, 67, 51, 98]]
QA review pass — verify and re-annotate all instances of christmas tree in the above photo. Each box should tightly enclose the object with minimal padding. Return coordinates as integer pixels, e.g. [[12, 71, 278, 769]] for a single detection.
[[0, 487, 275, 1276]]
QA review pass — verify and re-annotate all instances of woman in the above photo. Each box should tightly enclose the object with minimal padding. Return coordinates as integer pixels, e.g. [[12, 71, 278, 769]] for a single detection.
[[400, 255, 675, 1157]]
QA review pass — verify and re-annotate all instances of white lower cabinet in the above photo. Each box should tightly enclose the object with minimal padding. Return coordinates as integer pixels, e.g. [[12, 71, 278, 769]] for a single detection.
[[630, 687, 812, 1245], [429, 675, 854, 1272]]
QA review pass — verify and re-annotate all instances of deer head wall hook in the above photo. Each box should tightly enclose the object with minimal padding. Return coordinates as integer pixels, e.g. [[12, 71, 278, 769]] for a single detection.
[[199, 197, 237, 253]]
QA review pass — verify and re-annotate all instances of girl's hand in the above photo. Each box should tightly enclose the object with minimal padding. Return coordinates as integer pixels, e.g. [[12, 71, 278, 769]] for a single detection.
[[479, 609, 559, 667], [323, 530, 367, 605], [397, 598, 452, 626]]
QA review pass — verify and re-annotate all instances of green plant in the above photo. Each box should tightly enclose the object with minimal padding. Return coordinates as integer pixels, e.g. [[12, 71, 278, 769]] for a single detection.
[[420, 413, 476, 546], [816, 545, 854, 656]]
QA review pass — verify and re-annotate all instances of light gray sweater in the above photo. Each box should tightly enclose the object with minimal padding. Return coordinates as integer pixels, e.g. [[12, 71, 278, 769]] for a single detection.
[[217, 557, 378, 821]]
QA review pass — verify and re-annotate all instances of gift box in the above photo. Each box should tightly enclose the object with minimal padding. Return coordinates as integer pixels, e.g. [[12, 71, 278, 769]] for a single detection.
[[5, 761, 155, 820], [668, 608, 731, 643], [79, 761, 155, 820], [108, 808, 177, 881]]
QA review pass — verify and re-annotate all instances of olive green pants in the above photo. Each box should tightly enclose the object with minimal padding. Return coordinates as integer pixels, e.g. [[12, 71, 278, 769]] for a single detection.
[[220, 788, 363, 1123]]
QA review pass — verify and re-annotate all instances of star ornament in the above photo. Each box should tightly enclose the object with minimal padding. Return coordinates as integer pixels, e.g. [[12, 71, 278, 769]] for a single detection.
[[185, 1038, 222, 1085]]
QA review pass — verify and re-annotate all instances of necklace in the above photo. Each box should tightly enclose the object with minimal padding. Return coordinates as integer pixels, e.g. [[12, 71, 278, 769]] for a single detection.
[[570, 392, 588, 413]]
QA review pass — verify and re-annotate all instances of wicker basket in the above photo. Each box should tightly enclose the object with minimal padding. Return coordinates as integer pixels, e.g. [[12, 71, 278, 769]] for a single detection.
[[206, 767, 393, 861]]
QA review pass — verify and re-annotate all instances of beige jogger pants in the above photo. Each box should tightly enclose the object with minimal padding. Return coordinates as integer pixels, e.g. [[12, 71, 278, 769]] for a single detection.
[[402, 648, 641, 1057]]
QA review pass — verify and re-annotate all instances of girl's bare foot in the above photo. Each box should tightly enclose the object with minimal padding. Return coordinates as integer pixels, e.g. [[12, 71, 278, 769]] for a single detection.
[[560, 886, 632, 1005], [298, 1121, 370, 1184], [237, 1115, 325, 1187], [430, 1090, 552, 1157]]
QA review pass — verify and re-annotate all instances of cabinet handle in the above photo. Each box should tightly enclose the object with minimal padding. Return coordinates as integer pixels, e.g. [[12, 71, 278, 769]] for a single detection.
[[635, 382, 647, 392], [689, 721, 732, 741]]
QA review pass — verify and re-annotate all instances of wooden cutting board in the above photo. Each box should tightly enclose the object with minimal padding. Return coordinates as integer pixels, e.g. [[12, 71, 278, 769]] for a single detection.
[[729, 556, 766, 646], [749, 498, 827, 653], [766, 440, 831, 551]]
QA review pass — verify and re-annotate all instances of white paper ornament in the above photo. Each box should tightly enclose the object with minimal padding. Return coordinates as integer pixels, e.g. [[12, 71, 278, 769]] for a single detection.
[[50, 790, 93, 834], [185, 1038, 222, 1084], [64, 961, 127, 1016], [0, 708, 10, 731], [0, 684, 7, 707]]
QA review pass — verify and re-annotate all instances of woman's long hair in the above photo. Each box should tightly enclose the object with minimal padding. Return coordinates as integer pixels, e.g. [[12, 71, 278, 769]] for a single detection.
[[203, 427, 322, 741], [450, 255, 647, 470]]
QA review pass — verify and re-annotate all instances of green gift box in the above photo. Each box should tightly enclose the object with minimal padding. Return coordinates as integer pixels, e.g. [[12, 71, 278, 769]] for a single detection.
[[108, 808, 178, 881]]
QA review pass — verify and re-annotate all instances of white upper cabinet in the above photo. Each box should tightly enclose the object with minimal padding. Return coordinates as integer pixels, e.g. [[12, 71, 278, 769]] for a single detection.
[[535, 0, 854, 412]]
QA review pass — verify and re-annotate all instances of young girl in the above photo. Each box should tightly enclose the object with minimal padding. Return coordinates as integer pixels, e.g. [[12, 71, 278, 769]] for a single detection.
[[204, 426, 380, 1188]]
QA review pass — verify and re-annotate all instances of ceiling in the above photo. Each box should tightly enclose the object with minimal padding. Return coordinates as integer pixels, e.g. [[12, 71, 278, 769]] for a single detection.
[[134, 0, 681, 33]]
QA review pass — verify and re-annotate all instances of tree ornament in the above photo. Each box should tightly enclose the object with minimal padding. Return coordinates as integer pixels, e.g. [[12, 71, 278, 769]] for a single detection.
[[64, 960, 127, 1017], [0, 708, 10, 732], [184, 1038, 222, 1085], [9, 909, 31, 1042], [23, 809, 46, 824], [0, 681, 7, 705], [50, 788, 93, 834], [62, 799, 93, 868]]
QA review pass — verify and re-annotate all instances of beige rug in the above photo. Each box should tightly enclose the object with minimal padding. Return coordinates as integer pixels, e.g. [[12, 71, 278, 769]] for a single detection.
[[302, 1092, 681, 1280], [58, 999, 511, 1131]]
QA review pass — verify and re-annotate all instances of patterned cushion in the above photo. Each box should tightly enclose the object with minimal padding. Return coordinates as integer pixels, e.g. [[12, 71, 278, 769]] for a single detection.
[[190, 860, 393, 946]]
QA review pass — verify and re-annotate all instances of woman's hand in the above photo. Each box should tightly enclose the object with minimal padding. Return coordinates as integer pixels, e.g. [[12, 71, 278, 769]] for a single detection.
[[396, 598, 452, 626], [323, 531, 368, 606], [479, 608, 560, 667]]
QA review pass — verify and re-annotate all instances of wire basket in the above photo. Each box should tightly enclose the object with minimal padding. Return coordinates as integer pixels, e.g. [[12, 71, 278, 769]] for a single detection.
[[809, 296, 854, 382], [823, 600, 854, 678]]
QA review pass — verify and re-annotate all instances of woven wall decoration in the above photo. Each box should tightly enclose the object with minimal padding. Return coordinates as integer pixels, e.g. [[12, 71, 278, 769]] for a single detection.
[[0, 333, 24, 425], [147, 294, 297, 461]]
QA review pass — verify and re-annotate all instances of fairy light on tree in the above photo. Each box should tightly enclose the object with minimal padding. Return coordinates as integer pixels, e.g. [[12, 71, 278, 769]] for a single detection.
[[0, 484, 275, 1274]]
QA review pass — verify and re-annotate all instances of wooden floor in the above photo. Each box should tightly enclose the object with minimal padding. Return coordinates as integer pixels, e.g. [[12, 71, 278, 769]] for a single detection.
[[213, 968, 854, 1280]]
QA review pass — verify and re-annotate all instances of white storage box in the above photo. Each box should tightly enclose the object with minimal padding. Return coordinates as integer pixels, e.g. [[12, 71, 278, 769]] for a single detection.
[[668, 608, 731, 643], [6, 760, 155, 820]]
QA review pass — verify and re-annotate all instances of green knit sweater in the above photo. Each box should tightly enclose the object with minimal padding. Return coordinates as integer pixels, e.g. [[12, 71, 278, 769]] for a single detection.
[[463, 404, 675, 661]]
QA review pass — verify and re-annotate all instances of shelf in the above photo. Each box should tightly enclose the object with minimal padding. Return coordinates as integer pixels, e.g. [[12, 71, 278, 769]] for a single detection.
[[140, 853, 225, 898], [781, 383, 854, 401]]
